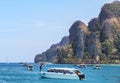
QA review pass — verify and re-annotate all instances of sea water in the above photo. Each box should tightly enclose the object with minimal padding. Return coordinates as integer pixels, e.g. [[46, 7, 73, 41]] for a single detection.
[[0, 63, 120, 83]]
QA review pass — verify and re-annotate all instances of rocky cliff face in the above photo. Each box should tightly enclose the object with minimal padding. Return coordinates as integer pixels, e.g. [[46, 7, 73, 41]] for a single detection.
[[34, 1, 120, 64], [34, 36, 69, 63], [99, 1, 120, 57], [69, 21, 89, 58], [86, 18, 101, 59], [99, 1, 120, 23]]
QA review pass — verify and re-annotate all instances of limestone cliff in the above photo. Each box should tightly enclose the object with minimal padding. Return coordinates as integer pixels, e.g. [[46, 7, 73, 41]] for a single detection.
[[34, 1, 120, 64], [34, 36, 69, 63], [69, 20, 89, 58]]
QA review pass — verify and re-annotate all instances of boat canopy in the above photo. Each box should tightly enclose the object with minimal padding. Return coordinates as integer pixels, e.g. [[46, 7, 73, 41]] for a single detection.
[[47, 68, 81, 74]]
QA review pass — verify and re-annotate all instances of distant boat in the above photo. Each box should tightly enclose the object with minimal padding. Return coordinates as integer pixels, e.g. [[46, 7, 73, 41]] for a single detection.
[[27, 65, 34, 71], [74, 64, 87, 68], [21, 63, 29, 67], [40, 67, 85, 80], [93, 64, 101, 69], [20, 62, 34, 70]]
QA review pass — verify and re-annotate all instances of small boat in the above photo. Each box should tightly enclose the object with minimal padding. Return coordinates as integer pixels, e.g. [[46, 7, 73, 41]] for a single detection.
[[21, 63, 29, 67], [74, 64, 87, 68], [40, 68, 85, 80], [27, 65, 34, 71], [93, 64, 101, 69]]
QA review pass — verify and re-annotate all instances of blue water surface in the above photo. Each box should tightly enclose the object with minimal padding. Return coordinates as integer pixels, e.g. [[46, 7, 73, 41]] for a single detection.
[[0, 63, 120, 83]]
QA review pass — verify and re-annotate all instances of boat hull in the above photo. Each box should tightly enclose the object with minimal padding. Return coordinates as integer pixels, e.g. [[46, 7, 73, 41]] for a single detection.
[[94, 67, 101, 69], [40, 72, 82, 80]]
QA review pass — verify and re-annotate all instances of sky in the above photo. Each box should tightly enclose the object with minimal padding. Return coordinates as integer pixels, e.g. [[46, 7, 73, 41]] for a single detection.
[[0, 0, 117, 63]]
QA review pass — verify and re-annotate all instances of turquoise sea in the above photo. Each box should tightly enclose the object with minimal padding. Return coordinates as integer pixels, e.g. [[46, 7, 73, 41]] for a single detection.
[[0, 63, 120, 83]]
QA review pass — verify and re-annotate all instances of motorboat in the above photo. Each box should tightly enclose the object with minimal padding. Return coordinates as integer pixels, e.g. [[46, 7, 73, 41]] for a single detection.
[[93, 64, 101, 69], [74, 64, 87, 68], [20, 62, 34, 70], [21, 63, 29, 67], [40, 68, 85, 80], [27, 65, 34, 71]]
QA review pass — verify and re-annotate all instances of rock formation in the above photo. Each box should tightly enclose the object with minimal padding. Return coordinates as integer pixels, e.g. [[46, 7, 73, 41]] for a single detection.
[[69, 20, 89, 58], [34, 36, 69, 63], [34, 1, 120, 64]]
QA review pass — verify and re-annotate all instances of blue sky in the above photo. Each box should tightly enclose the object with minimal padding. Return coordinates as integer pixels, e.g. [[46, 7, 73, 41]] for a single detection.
[[0, 0, 117, 62]]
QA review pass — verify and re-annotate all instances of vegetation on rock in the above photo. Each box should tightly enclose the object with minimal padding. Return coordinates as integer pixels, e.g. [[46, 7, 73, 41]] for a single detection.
[[34, 1, 120, 64]]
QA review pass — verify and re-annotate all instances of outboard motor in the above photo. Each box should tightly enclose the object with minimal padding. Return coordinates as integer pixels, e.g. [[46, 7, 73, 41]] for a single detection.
[[78, 74, 85, 80]]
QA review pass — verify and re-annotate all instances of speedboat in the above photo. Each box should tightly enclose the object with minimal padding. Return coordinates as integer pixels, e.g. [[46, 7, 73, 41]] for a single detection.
[[74, 64, 87, 68], [40, 68, 85, 80], [27, 65, 34, 71], [93, 64, 101, 69]]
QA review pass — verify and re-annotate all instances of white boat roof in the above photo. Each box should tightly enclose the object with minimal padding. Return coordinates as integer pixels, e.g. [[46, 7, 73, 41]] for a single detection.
[[47, 68, 78, 71]]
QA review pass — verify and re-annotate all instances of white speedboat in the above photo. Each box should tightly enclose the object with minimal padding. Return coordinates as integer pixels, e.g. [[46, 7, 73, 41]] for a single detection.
[[27, 65, 34, 71], [93, 64, 101, 69], [40, 68, 85, 80]]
